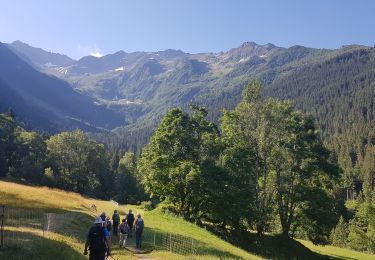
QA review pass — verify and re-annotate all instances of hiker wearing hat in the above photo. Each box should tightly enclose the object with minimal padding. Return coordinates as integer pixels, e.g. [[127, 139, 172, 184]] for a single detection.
[[84, 216, 111, 260]]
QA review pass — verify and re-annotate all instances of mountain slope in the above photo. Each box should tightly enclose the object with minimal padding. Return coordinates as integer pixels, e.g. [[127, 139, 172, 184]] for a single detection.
[[0, 42, 125, 132], [264, 45, 375, 176], [8, 40, 74, 67]]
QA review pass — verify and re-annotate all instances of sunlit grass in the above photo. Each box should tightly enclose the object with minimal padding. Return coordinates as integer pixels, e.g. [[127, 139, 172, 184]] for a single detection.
[[0, 180, 88, 211], [299, 240, 375, 260], [0, 180, 260, 259], [1, 180, 374, 259]]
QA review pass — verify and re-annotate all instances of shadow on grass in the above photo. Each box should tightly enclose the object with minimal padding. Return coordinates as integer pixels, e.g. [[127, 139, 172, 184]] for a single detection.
[[2, 202, 95, 239], [141, 227, 244, 259], [226, 230, 354, 260], [1, 202, 98, 251], [47, 211, 94, 241], [0, 230, 85, 260]]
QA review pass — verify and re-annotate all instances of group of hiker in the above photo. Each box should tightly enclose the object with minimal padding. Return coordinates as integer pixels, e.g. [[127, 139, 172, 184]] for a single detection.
[[84, 209, 144, 260]]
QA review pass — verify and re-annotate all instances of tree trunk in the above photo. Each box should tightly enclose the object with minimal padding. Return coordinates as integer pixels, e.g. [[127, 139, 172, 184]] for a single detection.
[[282, 228, 290, 238], [256, 224, 264, 236]]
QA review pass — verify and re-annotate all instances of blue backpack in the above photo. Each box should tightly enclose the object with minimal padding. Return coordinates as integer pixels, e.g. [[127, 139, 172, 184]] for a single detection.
[[136, 219, 144, 230]]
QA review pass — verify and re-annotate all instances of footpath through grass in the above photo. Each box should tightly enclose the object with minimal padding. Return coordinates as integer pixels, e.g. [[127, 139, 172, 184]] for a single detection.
[[1, 180, 374, 259], [0, 180, 258, 259]]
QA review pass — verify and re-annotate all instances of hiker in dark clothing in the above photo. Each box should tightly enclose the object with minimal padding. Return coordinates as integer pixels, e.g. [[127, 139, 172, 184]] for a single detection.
[[126, 209, 135, 237], [135, 214, 144, 249], [112, 210, 120, 236], [84, 216, 111, 260], [105, 216, 112, 234]]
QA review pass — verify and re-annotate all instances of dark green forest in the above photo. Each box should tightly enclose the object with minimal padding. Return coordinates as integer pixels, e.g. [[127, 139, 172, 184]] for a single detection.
[[0, 113, 144, 203], [1, 80, 374, 253]]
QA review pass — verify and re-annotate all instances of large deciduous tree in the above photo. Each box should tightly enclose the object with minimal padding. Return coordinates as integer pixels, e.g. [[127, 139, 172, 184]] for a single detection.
[[46, 130, 108, 196], [138, 106, 221, 221], [221, 80, 339, 243], [11, 129, 46, 182], [0, 114, 46, 181]]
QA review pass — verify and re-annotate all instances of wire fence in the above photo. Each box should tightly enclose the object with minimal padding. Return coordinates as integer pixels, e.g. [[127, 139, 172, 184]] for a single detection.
[[0, 206, 82, 249], [43, 212, 77, 235], [142, 229, 197, 258], [0, 206, 45, 248], [0, 206, 220, 259]]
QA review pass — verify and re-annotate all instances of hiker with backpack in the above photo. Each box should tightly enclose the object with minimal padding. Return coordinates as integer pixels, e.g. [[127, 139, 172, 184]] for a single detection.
[[118, 219, 129, 247], [134, 214, 144, 249], [84, 216, 111, 260], [126, 209, 135, 238], [105, 216, 112, 234], [112, 210, 120, 236]]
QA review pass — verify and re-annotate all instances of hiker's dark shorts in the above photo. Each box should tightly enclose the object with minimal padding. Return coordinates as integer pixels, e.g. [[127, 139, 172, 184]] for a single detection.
[[89, 251, 106, 260]]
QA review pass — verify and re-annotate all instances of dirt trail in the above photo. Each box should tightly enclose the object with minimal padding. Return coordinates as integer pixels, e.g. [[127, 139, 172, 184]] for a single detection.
[[123, 234, 158, 259]]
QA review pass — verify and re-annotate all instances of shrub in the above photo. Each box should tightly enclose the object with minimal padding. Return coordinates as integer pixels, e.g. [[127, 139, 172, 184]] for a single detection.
[[141, 201, 155, 211], [330, 216, 348, 247]]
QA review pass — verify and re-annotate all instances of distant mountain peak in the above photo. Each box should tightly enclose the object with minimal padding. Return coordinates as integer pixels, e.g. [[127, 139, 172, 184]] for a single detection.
[[222, 41, 282, 62], [238, 41, 277, 49], [239, 41, 258, 47], [8, 40, 74, 67], [11, 40, 27, 46], [157, 49, 187, 58], [113, 50, 127, 56]]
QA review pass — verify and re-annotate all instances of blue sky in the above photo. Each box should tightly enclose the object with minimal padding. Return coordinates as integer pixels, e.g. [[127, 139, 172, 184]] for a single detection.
[[1, 0, 374, 59]]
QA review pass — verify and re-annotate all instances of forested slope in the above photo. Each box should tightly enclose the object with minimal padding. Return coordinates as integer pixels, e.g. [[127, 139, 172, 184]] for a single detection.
[[265, 46, 375, 196]]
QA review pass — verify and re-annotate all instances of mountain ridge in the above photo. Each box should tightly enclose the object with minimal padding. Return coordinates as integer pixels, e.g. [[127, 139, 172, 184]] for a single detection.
[[0, 42, 125, 132]]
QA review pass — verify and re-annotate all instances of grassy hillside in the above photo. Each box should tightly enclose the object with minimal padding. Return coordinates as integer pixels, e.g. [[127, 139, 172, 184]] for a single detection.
[[0, 180, 259, 259], [1, 180, 374, 260]]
